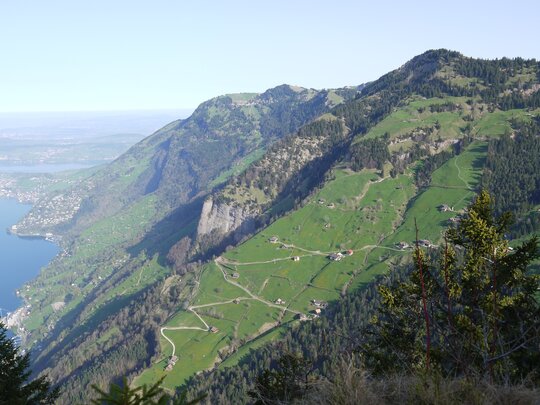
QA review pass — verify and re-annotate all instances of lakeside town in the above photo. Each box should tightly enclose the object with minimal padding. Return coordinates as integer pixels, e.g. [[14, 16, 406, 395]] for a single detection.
[[0, 174, 54, 203], [0, 173, 86, 237]]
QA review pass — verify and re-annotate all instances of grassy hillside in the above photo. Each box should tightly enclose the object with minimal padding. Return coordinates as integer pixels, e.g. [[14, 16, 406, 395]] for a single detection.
[[136, 87, 534, 390], [8, 50, 539, 403]]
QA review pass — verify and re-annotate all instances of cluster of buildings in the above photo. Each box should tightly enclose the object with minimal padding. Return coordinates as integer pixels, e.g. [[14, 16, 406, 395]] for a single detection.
[[397, 239, 434, 248], [439, 204, 463, 225], [0, 176, 46, 203], [0, 174, 83, 206], [165, 355, 178, 371], [296, 299, 329, 321], [316, 198, 336, 209], [311, 299, 328, 308], [328, 250, 353, 261], [311, 300, 328, 316], [15, 192, 82, 233], [416, 239, 434, 248], [438, 204, 453, 212]]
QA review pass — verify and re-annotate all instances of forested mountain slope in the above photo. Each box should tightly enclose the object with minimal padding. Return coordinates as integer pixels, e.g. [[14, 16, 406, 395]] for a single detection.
[[134, 50, 540, 398], [6, 49, 540, 403]]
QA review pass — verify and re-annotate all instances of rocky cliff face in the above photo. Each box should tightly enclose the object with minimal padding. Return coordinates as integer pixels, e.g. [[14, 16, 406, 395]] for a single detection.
[[196, 197, 259, 240]]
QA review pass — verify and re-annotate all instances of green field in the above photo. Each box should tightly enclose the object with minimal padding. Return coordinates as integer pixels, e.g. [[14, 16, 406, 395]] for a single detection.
[[137, 166, 420, 389], [361, 96, 472, 143], [386, 141, 486, 247]]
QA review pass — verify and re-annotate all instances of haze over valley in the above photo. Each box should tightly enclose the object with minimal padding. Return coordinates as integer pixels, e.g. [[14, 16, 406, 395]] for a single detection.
[[0, 110, 191, 170]]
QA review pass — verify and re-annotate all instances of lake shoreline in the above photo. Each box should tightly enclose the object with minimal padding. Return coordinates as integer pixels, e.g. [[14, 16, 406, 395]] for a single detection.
[[6, 228, 61, 243], [0, 199, 59, 330]]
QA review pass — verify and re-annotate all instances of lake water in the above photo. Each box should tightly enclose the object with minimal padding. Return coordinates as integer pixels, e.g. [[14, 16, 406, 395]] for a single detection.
[[0, 199, 58, 314]]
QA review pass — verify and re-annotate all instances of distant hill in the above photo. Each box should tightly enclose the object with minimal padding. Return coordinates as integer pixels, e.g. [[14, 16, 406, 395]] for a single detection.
[[0, 109, 192, 139], [7, 50, 540, 403], [0, 110, 194, 169]]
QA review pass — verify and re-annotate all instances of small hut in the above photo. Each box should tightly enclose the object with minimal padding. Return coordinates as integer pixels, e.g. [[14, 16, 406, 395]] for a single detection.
[[328, 253, 343, 261], [396, 241, 410, 249], [438, 204, 452, 212]]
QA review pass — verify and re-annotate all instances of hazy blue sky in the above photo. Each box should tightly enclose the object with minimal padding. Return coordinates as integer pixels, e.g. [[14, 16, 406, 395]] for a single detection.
[[1, 0, 538, 112]]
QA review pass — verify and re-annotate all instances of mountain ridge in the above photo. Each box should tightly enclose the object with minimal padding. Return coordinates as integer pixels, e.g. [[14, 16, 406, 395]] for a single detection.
[[14, 84, 362, 239]]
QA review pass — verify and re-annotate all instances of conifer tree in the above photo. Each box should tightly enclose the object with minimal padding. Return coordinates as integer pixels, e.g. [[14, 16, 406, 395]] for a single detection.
[[363, 191, 540, 383], [90, 376, 206, 405], [248, 353, 315, 404], [0, 322, 59, 404]]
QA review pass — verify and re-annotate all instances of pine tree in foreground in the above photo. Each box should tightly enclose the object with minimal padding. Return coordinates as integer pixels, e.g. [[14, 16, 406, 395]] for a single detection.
[[362, 190, 540, 383], [90, 376, 206, 405], [0, 322, 59, 405]]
